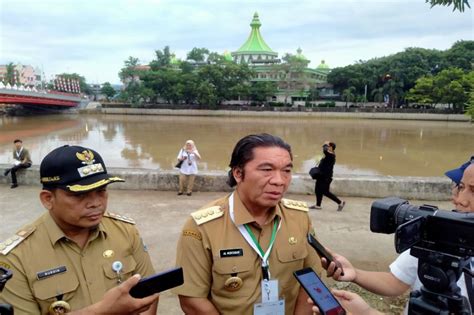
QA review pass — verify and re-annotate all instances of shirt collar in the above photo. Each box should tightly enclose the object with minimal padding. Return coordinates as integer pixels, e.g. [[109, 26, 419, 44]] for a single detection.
[[44, 212, 107, 246], [232, 191, 282, 226]]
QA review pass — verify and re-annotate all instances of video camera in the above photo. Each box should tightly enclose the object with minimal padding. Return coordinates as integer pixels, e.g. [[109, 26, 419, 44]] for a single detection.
[[370, 197, 474, 315]]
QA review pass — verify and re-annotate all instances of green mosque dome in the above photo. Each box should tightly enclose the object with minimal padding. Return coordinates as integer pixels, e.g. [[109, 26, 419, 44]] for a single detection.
[[316, 60, 330, 70], [295, 47, 309, 61], [236, 12, 276, 54]]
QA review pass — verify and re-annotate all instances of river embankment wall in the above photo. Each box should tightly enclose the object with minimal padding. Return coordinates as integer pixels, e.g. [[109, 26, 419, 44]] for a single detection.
[[93, 107, 470, 122], [1, 165, 451, 201]]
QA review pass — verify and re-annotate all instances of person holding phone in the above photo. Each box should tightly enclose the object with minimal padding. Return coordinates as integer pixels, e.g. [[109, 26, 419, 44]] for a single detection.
[[174, 133, 322, 315], [309, 141, 345, 211], [320, 158, 474, 314], [176, 140, 201, 196], [307, 290, 383, 315], [0, 145, 158, 314]]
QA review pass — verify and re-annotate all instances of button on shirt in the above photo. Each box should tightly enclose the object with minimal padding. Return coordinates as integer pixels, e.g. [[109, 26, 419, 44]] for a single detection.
[[174, 193, 321, 315], [0, 212, 154, 314]]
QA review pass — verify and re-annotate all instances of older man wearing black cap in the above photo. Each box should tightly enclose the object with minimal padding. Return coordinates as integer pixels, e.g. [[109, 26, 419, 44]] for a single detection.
[[0, 145, 158, 315]]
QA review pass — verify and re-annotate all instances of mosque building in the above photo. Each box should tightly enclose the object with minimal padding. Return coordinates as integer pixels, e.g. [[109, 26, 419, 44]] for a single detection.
[[231, 12, 333, 104]]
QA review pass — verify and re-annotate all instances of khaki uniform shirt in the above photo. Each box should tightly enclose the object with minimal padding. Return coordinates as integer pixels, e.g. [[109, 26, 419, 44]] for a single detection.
[[13, 147, 32, 164], [174, 192, 321, 315], [0, 212, 154, 315]]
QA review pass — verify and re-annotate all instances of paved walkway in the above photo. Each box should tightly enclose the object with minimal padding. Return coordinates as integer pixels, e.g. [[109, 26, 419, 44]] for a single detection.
[[0, 185, 453, 314]]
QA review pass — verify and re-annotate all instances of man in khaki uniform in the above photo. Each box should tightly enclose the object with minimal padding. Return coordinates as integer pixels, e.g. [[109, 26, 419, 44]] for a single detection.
[[175, 134, 321, 315], [3, 139, 32, 188], [0, 145, 158, 315]]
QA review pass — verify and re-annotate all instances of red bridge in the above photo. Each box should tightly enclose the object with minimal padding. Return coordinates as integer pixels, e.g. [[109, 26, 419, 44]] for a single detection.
[[0, 88, 83, 108]]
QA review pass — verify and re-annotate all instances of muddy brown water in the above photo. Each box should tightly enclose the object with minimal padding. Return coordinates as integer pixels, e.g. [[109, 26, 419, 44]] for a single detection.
[[1, 114, 472, 176]]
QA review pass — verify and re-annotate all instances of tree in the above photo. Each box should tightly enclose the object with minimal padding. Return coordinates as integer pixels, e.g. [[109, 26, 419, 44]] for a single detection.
[[271, 53, 309, 105], [406, 76, 435, 105], [101, 82, 116, 101], [342, 87, 356, 107], [187, 47, 210, 62], [149, 46, 172, 70], [427, 0, 470, 12], [465, 91, 474, 121], [118, 56, 149, 105], [119, 56, 140, 82], [4, 63, 16, 85], [250, 81, 278, 104]]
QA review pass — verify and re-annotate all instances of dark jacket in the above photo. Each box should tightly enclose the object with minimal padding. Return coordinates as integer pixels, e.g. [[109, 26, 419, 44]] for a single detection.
[[318, 149, 335, 178]]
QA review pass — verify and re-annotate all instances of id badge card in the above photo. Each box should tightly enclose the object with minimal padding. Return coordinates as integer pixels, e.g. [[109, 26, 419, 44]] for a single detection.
[[261, 279, 279, 302], [254, 300, 285, 315], [254, 279, 285, 315]]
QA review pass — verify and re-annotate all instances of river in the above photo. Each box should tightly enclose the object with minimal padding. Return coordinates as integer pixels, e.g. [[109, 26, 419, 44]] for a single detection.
[[0, 114, 472, 176]]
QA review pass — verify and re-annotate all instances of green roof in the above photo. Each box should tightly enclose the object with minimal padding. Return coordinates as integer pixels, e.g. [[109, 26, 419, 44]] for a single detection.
[[236, 12, 275, 53], [223, 50, 233, 61], [316, 60, 330, 70], [295, 47, 309, 61]]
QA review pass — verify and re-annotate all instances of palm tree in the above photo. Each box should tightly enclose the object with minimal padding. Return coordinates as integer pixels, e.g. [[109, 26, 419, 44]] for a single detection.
[[342, 86, 356, 107]]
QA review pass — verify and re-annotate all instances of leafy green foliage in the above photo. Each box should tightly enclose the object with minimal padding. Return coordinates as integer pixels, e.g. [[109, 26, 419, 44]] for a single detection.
[[118, 48, 253, 106], [465, 91, 474, 121], [407, 68, 473, 110], [427, 0, 470, 12], [327, 41, 473, 108], [101, 82, 116, 100], [4, 63, 16, 85]]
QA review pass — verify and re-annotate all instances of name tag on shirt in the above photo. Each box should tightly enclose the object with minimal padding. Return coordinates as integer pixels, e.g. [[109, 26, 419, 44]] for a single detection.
[[37, 266, 67, 280], [220, 248, 243, 258]]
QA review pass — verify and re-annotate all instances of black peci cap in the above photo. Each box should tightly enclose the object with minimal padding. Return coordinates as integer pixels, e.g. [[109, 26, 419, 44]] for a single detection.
[[40, 145, 124, 193]]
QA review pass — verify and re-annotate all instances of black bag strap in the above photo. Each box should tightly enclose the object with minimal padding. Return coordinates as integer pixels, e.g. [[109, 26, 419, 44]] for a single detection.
[[465, 267, 473, 312]]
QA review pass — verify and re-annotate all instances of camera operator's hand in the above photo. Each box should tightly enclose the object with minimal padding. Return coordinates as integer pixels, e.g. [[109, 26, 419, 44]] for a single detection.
[[321, 253, 356, 282]]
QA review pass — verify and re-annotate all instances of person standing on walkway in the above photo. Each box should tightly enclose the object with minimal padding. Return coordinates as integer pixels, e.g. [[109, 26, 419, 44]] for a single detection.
[[310, 141, 345, 211], [3, 139, 32, 189], [177, 140, 201, 196]]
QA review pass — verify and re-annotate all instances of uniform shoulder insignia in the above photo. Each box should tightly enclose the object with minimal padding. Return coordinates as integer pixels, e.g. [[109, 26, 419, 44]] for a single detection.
[[104, 212, 136, 224], [281, 198, 308, 212], [0, 225, 36, 255], [191, 206, 224, 226]]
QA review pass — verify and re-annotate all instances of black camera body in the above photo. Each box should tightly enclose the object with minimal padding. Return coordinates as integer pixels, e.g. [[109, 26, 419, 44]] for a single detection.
[[370, 197, 474, 315], [371, 197, 474, 257]]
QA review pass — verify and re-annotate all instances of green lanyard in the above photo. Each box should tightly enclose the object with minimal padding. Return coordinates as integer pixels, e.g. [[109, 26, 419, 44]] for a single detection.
[[243, 217, 279, 280]]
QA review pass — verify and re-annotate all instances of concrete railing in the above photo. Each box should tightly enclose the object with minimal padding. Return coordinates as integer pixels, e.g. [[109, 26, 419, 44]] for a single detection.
[[1, 164, 452, 201], [94, 108, 470, 122]]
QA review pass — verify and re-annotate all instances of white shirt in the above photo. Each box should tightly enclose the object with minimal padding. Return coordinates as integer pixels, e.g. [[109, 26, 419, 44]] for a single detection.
[[177, 149, 199, 175], [390, 250, 471, 314]]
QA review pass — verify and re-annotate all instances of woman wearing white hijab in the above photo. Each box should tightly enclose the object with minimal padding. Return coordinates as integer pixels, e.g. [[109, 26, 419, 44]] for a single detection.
[[176, 140, 201, 196]]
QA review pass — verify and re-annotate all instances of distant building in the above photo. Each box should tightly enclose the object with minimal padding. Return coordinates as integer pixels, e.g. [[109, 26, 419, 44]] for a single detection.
[[120, 12, 337, 104], [0, 63, 43, 87], [232, 12, 336, 104]]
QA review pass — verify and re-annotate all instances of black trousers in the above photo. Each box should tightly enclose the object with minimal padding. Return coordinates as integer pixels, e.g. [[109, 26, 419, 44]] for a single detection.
[[7, 163, 31, 184], [315, 177, 341, 206]]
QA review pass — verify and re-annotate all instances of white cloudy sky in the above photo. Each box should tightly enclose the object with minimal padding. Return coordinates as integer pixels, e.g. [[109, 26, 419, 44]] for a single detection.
[[1, 0, 472, 84]]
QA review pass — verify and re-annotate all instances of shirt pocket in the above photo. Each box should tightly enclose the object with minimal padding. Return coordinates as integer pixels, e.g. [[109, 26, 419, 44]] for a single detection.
[[102, 254, 138, 282], [212, 257, 252, 297], [276, 244, 308, 289], [32, 269, 79, 311]]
